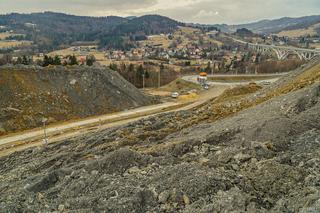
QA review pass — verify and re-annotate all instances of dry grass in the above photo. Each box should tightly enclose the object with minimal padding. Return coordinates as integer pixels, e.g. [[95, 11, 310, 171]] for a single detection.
[[208, 75, 278, 82], [140, 26, 222, 50], [277, 23, 320, 38], [143, 89, 172, 97], [144, 79, 201, 97], [311, 43, 320, 49], [142, 35, 171, 48], [0, 33, 25, 40], [206, 38, 223, 46], [178, 92, 198, 101], [0, 33, 11, 40], [178, 26, 201, 34], [140, 63, 320, 154], [140, 83, 262, 154], [49, 48, 77, 56], [215, 83, 262, 103], [160, 78, 202, 92], [269, 63, 320, 95], [47, 47, 115, 66], [0, 40, 32, 48]]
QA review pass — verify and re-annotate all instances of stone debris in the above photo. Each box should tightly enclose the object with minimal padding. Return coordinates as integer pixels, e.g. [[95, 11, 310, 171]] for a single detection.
[[0, 61, 319, 212], [0, 65, 153, 135]]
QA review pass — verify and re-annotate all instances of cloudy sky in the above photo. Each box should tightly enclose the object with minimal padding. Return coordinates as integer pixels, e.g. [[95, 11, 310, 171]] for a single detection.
[[1, 0, 319, 24]]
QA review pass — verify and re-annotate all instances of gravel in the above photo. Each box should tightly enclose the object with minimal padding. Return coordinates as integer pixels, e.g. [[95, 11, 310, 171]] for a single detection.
[[0, 62, 319, 212]]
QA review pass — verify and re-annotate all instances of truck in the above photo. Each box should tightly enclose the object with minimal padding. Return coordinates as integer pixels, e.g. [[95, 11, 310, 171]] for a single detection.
[[197, 72, 208, 85]]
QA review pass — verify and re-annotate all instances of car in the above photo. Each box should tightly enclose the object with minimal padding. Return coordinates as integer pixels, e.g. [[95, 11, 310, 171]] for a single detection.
[[261, 81, 271, 86], [171, 92, 180, 98], [203, 84, 209, 90]]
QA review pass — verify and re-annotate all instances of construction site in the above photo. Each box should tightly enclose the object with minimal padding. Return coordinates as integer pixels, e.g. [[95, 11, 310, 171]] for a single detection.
[[0, 57, 319, 212]]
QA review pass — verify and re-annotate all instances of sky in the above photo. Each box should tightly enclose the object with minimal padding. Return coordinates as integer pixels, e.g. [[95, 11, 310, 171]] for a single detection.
[[0, 0, 319, 24]]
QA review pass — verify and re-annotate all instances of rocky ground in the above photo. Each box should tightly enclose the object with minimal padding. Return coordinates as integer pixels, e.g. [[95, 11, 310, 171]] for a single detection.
[[0, 65, 153, 135], [0, 60, 319, 212]]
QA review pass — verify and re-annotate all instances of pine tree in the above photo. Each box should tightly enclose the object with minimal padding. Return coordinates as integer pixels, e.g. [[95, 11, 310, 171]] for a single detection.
[[128, 63, 134, 72], [205, 62, 211, 73], [16, 56, 23, 65], [160, 63, 165, 70], [69, 55, 78, 65], [86, 55, 96, 66], [136, 65, 144, 88], [144, 70, 150, 79], [109, 63, 118, 70], [22, 56, 30, 65], [43, 55, 53, 67], [53, 55, 61, 65]]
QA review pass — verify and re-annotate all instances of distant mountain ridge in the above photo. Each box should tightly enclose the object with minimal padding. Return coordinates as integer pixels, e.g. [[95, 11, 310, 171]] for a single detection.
[[1, 12, 319, 51], [211, 15, 320, 34], [230, 15, 320, 34], [0, 12, 182, 51]]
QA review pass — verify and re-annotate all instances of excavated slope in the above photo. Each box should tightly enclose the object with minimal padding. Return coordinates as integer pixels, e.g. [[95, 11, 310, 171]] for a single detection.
[[0, 60, 319, 212], [0, 65, 152, 135]]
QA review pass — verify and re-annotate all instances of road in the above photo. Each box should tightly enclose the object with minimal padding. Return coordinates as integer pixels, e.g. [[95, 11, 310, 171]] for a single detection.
[[0, 102, 182, 146], [182, 73, 283, 86], [0, 85, 228, 156], [0, 72, 285, 156]]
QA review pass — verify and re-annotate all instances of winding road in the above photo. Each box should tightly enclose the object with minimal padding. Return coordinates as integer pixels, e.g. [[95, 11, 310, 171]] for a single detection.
[[0, 73, 283, 156], [182, 73, 284, 86]]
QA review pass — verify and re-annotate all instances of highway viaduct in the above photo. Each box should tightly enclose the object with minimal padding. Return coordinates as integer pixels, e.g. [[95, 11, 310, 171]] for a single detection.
[[232, 38, 320, 60]]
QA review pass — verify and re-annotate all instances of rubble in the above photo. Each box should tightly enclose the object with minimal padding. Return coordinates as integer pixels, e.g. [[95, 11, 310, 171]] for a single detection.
[[0, 61, 319, 212], [0, 65, 153, 135]]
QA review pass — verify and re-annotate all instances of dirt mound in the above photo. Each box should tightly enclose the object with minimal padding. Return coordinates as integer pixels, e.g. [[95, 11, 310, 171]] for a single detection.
[[0, 61, 320, 212], [0, 65, 153, 135], [160, 78, 201, 93]]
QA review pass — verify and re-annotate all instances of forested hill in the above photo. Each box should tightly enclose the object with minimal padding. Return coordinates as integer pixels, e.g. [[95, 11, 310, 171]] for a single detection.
[[0, 12, 182, 51], [230, 15, 320, 34]]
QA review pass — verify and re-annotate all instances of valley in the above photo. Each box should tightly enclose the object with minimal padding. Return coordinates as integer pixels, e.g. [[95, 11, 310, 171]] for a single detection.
[[0, 8, 320, 213]]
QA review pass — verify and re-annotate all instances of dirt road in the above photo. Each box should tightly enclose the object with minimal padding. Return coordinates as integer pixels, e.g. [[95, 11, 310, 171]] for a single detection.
[[0, 85, 229, 156]]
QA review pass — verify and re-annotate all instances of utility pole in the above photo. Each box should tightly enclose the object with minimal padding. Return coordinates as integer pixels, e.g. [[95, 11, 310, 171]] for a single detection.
[[142, 73, 145, 89], [158, 69, 161, 88], [211, 63, 214, 76], [42, 118, 48, 146]]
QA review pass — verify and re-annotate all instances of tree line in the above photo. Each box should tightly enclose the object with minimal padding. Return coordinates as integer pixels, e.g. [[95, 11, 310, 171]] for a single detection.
[[109, 62, 177, 88], [0, 54, 96, 67]]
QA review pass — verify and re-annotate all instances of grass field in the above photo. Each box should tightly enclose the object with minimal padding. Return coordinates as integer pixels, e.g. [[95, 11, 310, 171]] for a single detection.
[[311, 43, 320, 49], [48, 46, 114, 65], [144, 78, 201, 97], [277, 23, 320, 38], [160, 78, 201, 92], [140, 26, 223, 50], [0, 33, 25, 40], [0, 40, 32, 49], [0, 33, 11, 40], [208, 75, 278, 82]]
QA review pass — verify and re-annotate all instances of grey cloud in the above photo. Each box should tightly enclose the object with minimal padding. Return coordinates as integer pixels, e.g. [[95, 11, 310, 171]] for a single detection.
[[0, 0, 319, 24], [145, 0, 320, 24], [0, 0, 157, 15]]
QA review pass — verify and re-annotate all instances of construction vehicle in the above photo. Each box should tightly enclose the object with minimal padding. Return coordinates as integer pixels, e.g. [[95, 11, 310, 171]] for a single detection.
[[197, 72, 208, 85]]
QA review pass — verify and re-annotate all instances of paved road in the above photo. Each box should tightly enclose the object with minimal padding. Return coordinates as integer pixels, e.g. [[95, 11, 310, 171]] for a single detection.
[[0, 85, 228, 156], [0, 102, 181, 146], [182, 74, 283, 86], [0, 73, 281, 156]]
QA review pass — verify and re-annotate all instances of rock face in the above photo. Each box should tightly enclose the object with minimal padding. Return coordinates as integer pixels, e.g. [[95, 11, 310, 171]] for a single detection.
[[0, 61, 319, 212], [0, 65, 153, 134]]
